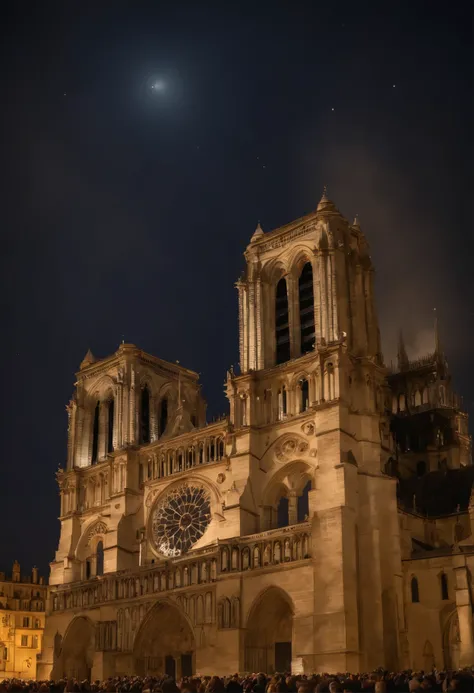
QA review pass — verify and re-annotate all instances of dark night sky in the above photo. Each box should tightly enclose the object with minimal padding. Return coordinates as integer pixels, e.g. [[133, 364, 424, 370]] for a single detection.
[[1, 1, 473, 578]]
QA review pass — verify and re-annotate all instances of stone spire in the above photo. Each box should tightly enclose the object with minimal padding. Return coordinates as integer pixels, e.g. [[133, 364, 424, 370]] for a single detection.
[[352, 214, 360, 228], [316, 185, 338, 213], [80, 348, 96, 370], [397, 331, 409, 371], [250, 221, 264, 243]]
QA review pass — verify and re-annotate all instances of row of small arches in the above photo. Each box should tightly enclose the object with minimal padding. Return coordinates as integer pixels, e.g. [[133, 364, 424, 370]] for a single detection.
[[221, 534, 311, 572], [411, 573, 449, 603], [393, 385, 447, 414], [90, 389, 170, 464], [140, 437, 226, 482]]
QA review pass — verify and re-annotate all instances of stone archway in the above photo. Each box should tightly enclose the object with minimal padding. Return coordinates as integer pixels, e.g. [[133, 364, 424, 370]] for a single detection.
[[443, 610, 460, 669], [245, 587, 293, 673], [133, 600, 195, 677], [55, 616, 95, 680]]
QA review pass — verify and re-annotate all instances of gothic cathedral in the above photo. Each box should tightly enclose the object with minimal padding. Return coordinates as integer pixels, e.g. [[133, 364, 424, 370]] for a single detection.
[[38, 189, 472, 679]]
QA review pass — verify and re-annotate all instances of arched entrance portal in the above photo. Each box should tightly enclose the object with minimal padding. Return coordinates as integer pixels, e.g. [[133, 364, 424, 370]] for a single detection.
[[57, 617, 95, 680], [245, 587, 293, 673], [133, 601, 195, 677]]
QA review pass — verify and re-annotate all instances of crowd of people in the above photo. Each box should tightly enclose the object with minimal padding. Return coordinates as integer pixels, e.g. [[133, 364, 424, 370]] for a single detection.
[[1, 671, 474, 692]]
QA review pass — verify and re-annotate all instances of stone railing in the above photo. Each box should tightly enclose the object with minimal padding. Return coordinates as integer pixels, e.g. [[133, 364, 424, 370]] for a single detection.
[[139, 420, 230, 483], [51, 523, 311, 614]]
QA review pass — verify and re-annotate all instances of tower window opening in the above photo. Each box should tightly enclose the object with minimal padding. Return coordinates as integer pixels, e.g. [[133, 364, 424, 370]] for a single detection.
[[275, 277, 290, 364], [107, 398, 114, 453], [441, 573, 449, 600], [298, 262, 315, 354], [96, 541, 104, 577], [91, 401, 100, 464], [411, 576, 420, 603], [140, 385, 150, 444], [159, 397, 168, 437], [300, 378, 310, 412], [86, 560, 91, 580]]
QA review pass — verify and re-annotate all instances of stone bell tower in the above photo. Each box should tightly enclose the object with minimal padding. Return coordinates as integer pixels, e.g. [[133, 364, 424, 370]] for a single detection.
[[226, 188, 405, 672]]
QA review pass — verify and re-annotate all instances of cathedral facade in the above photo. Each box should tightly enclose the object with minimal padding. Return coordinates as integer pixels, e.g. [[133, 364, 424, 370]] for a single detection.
[[38, 190, 472, 679]]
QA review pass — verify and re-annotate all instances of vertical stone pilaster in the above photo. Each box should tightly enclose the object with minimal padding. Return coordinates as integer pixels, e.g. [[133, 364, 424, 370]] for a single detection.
[[66, 400, 76, 470], [242, 284, 249, 373], [74, 404, 85, 467], [288, 492, 298, 525], [453, 556, 474, 666], [319, 253, 328, 344], [313, 253, 321, 345], [98, 402, 107, 461], [114, 383, 122, 450], [150, 395, 158, 442], [237, 281, 245, 372], [255, 278, 264, 369], [330, 251, 339, 341], [129, 369, 136, 445], [248, 280, 256, 370]]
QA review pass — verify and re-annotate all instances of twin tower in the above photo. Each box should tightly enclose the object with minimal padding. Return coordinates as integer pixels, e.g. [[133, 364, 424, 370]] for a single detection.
[[41, 189, 405, 678]]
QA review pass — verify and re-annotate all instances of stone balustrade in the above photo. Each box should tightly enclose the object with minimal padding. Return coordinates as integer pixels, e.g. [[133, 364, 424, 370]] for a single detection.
[[139, 420, 230, 483], [51, 523, 311, 614]]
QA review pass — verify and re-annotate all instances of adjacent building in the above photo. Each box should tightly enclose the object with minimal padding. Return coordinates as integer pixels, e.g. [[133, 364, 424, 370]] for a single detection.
[[0, 562, 47, 679]]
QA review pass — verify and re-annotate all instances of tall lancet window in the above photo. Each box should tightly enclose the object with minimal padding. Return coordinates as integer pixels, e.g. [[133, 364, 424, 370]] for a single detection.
[[275, 277, 290, 364], [159, 397, 168, 437], [107, 398, 114, 453], [298, 262, 315, 354], [140, 385, 150, 445], [91, 401, 100, 464]]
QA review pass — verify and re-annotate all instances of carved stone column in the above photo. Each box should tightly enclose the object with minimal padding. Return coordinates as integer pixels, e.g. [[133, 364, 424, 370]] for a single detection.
[[74, 404, 85, 467], [312, 252, 321, 345], [114, 382, 122, 451], [98, 402, 107, 461], [329, 251, 339, 342], [237, 280, 246, 373], [67, 400, 77, 470], [319, 252, 328, 343], [129, 369, 136, 445], [255, 276, 264, 369], [248, 279, 256, 370], [287, 274, 298, 359], [150, 395, 158, 442], [288, 491, 298, 525]]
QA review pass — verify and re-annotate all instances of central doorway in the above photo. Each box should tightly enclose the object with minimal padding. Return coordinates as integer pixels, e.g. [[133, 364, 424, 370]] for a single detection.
[[133, 601, 195, 677]]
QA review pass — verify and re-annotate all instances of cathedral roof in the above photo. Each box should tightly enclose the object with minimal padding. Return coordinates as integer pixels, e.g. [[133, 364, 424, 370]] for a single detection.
[[80, 348, 96, 369]]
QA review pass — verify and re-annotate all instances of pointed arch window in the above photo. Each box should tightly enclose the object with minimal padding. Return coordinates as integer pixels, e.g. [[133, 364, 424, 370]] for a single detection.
[[300, 378, 310, 412], [140, 386, 150, 445], [298, 262, 315, 354], [411, 576, 420, 603], [107, 398, 114, 453], [275, 277, 290, 364], [91, 401, 100, 464], [159, 397, 168, 437], [441, 573, 449, 600], [96, 541, 104, 577]]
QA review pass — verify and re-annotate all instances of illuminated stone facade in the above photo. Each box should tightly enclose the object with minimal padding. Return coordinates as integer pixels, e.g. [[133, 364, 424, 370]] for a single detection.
[[0, 562, 47, 679], [38, 190, 472, 679]]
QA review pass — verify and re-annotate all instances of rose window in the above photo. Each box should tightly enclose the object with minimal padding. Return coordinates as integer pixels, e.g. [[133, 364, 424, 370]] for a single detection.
[[151, 483, 212, 557]]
